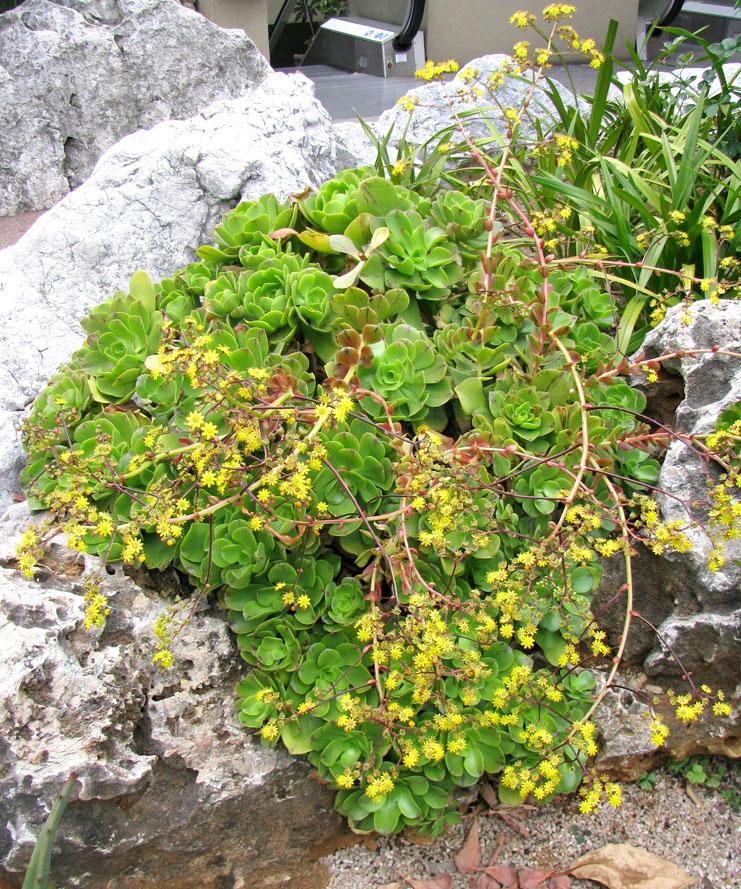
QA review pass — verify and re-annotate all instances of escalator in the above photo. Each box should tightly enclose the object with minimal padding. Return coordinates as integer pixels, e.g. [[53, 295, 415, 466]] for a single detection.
[[271, 0, 426, 77]]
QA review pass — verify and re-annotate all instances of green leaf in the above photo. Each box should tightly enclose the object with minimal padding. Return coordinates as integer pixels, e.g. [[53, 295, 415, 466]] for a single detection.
[[280, 720, 314, 755], [129, 270, 156, 314], [396, 787, 422, 819], [463, 747, 485, 779], [497, 783, 523, 806], [455, 377, 486, 415], [535, 628, 567, 667], [373, 799, 401, 834]]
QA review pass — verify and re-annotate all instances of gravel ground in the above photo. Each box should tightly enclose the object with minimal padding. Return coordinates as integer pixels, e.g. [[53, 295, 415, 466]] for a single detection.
[[324, 766, 741, 889]]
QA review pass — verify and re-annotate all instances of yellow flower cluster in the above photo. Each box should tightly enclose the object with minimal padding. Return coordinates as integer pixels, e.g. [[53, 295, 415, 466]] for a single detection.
[[579, 777, 621, 814], [366, 771, 395, 801], [414, 59, 460, 81], [649, 714, 669, 747], [509, 10, 535, 29], [83, 578, 110, 630], [502, 753, 564, 800], [543, 4, 576, 21], [15, 525, 42, 578]]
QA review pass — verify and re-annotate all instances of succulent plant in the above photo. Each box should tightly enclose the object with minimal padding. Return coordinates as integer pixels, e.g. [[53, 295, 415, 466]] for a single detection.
[[180, 514, 281, 590], [312, 418, 393, 518], [290, 630, 371, 718], [357, 322, 452, 424], [324, 576, 366, 628], [75, 271, 163, 402], [297, 167, 371, 235], [430, 191, 492, 271], [198, 194, 296, 264], [225, 553, 338, 635], [360, 210, 462, 301], [475, 373, 556, 454], [433, 318, 515, 394], [20, 157, 682, 840], [22, 367, 93, 446], [241, 616, 307, 673]]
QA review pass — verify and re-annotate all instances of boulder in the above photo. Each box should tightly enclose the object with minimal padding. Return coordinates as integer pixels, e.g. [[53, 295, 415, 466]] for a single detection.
[[0, 0, 270, 216], [594, 301, 741, 689], [331, 121, 379, 171], [0, 503, 353, 889], [0, 70, 340, 510], [641, 301, 741, 682], [594, 674, 740, 782], [374, 54, 585, 150], [615, 63, 741, 110]]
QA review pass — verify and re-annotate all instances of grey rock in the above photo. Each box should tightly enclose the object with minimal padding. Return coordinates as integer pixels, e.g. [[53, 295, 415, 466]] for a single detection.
[[332, 120, 379, 171], [374, 54, 583, 149], [0, 0, 270, 216], [593, 672, 740, 781], [615, 64, 741, 111], [0, 503, 350, 889], [0, 70, 340, 510], [596, 301, 741, 687]]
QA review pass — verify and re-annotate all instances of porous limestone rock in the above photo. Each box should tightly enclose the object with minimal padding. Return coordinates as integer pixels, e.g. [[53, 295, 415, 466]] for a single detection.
[[331, 121, 379, 171], [0, 503, 352, 889], [0, 0, 269, 215], [641, 301, 741, 682], [0, 70, 340, 510], [374, 54, 585, 150], [594, 301, 741, 689], [594, 675, 740, 781], [615, 63, 741, 111]]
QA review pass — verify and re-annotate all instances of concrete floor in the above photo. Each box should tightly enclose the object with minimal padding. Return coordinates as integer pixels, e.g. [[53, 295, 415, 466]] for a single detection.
[[283, 61, 604, 123], [0, 210, 44, 251]]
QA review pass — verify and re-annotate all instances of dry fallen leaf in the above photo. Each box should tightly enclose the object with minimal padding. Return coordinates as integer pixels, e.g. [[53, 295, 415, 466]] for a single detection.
[[487, 832, 505, 867], [378, 883, 403, 889], [455, 818, 481, 874], [549, 876, 572, 889], [518, 868, 554, 889], [481, 783, 499, 809], [403, 875, 454, 889], [569, 844, 696, 889], [485, 864, 518, 887], [473, 874, 501, 889]]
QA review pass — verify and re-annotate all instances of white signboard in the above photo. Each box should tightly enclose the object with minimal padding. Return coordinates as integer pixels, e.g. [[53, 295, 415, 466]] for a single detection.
[[321, 18, 394, 42]]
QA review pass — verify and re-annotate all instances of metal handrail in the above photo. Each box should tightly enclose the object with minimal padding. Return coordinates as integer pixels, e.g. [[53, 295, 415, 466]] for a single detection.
[[269, 0, 315, 57], [393, 0, 426, 51]]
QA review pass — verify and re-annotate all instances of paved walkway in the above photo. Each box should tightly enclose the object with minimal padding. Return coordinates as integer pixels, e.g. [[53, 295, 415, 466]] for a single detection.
[[0, 210, 45, 251]]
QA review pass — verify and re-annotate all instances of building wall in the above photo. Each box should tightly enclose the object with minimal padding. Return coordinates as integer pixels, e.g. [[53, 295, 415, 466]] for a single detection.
[[348, 1, 639, 61], [198, 0, 270, 59]]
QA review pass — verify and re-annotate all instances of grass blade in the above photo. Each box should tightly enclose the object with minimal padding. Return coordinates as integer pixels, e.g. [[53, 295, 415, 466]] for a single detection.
[[588, 19, 618, 146]]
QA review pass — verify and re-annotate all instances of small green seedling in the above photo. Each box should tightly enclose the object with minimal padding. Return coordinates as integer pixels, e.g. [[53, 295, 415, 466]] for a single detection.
[[23, 773, 78, 889]]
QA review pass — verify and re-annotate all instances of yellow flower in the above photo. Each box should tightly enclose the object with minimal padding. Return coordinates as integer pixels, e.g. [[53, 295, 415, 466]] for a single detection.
[[260, 722, 279, 742], [365, 772, 395, 801], [186, 411, 204, 431], [513, 40, 530, 61], [397, 94, 419, 113], [509, 11, 533, 29], [153, 649, 174, 669], [543, 3, 575, 21]]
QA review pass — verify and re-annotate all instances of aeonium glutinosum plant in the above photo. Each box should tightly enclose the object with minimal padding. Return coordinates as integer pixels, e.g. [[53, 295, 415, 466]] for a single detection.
[[17, 5, 739, 836]]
